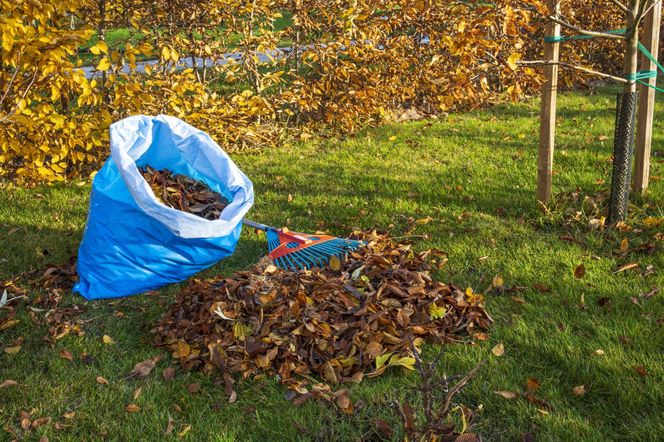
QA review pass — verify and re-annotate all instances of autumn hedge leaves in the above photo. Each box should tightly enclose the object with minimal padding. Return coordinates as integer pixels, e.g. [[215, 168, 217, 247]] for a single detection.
[[0, 1, 626, 182]]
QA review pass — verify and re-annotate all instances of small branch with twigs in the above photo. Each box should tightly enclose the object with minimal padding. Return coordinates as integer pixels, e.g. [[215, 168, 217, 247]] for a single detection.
[[518, 60, 630, 84], [389, 338, 486, 439], [547, 15, 627, 40]]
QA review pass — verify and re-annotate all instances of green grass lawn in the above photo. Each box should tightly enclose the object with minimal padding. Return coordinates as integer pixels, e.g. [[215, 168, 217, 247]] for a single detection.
[[1, 87, 663, 441]]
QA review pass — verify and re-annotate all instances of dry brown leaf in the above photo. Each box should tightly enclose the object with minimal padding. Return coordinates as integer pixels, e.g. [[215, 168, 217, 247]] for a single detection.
[[0, 379, 18, 389], [165, 414, 174, 435], [59, 349, 74, 361], [633, 364, 648, 377], [574, 264, 586, 279], [494, 390, 518, 399], [525, 378, 540, 394], [31, 417, 51, 429], [187, 383, 200, 394], [125, 403, 141, 413], [573, 385, 587, 396], [162, 367, 176, 381], [615, 263, 638, 273], [127, 358, 157, 379], [96, 376, 109, 385]]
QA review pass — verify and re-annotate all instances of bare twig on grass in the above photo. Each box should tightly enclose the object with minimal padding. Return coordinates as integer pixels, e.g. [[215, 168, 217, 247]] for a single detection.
[[390, 338, 486, 439]]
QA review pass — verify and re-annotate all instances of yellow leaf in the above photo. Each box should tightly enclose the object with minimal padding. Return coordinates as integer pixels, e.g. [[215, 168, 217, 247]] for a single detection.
[[507, 53, 521, 70], [96, 57, 111, 71], [102, 334, 115, 345], [491, 343, 505, 356], [2, 32, 13, 52], [375, 352, 393, 369], [388, 135, 397, 141], [329, 256, 341, 271], [492, 275, 504, 288], [161, 46, 171, 61], [174, 340, 190, 358], [429, 303, 448, 319], [4, 346, 21, 355], [619, 238, 629, 253], [51, 85, 61, 102], [92, 41, 108, 54], [388, 355, 416, 370]]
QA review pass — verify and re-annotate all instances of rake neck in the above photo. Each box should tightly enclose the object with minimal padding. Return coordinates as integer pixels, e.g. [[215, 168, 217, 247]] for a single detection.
[[242, 219, 276, 232]]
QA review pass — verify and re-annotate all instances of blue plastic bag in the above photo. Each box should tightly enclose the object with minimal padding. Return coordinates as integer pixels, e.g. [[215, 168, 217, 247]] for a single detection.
[[73, 115, 254, 300]]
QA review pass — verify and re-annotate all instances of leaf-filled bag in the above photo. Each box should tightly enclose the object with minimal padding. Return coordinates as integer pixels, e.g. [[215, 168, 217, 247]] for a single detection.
[[73, 115, 254, 300]]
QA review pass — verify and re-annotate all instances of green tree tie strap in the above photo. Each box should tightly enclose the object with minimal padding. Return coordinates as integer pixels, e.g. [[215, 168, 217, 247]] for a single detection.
[[543, 28, 664, 92]]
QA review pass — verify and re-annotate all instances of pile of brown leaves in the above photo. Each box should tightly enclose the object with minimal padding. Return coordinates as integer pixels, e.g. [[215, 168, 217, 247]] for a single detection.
[[140, 166, 230, 220], [154, 230, 492, 407]]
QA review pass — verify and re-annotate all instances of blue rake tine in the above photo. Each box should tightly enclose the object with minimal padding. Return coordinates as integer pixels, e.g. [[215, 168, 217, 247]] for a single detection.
[[300, 248, 326, 268]]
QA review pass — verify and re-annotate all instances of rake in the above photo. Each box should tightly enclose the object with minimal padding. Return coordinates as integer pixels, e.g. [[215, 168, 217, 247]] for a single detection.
[[242, 219, 365, 271]]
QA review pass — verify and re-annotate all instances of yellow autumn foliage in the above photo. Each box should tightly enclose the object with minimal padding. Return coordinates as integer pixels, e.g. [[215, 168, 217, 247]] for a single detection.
[[0, 0, 630, 182]]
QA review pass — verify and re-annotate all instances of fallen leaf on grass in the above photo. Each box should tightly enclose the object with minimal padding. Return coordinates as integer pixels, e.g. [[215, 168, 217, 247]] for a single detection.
[[615, 263, 638, 273], [0, 289, 7, 307], [494, 390, 518, 399], [178, 425, 191, 437], [102, 335, 115, 345], [525, 378, 540, 394], [62, 411, 75, 419], [0, 379, 18, 388], [533, 283, 551, 293], [618, 238, 629, 254], [0, 319, 20, 331], [491, 343, 505, 357], [492, 275, 504, 288], [96, 376, 109, 385], [31, 417, 51, 429], [592, 349, 605, 356], [640, 288, 660, 299], [472, 332, 489, 341], [125, 403, 141, 413], [59, 349, 73, 361], [165, 414, 174, 435], [127, 358, 158, 379], [374, 418, 393, 439], [573, 385, 587, 396], [187, 383, 200, 394], [574, 264, 586, 279], [4, 345, 21, 355], [633, 365, 648, 377], [133, 387, 142, 400], [162, 367, 176, 381], [512, 296, 527, 304]]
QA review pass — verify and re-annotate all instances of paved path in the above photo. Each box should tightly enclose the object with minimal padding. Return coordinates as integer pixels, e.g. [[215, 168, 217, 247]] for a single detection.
[[81, 48, 292, 79]]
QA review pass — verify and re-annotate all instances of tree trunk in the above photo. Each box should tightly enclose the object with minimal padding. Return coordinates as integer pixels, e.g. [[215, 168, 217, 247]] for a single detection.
[[608, 1, 641, 224]]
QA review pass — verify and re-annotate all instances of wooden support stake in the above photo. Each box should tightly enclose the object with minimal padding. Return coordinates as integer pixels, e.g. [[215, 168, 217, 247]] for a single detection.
[[634, 1, 662, 194], [537, 0, 561, 204]]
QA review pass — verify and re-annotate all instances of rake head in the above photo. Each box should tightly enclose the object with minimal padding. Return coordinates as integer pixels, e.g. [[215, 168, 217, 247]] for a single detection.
[[265, 227, 364, 271]]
